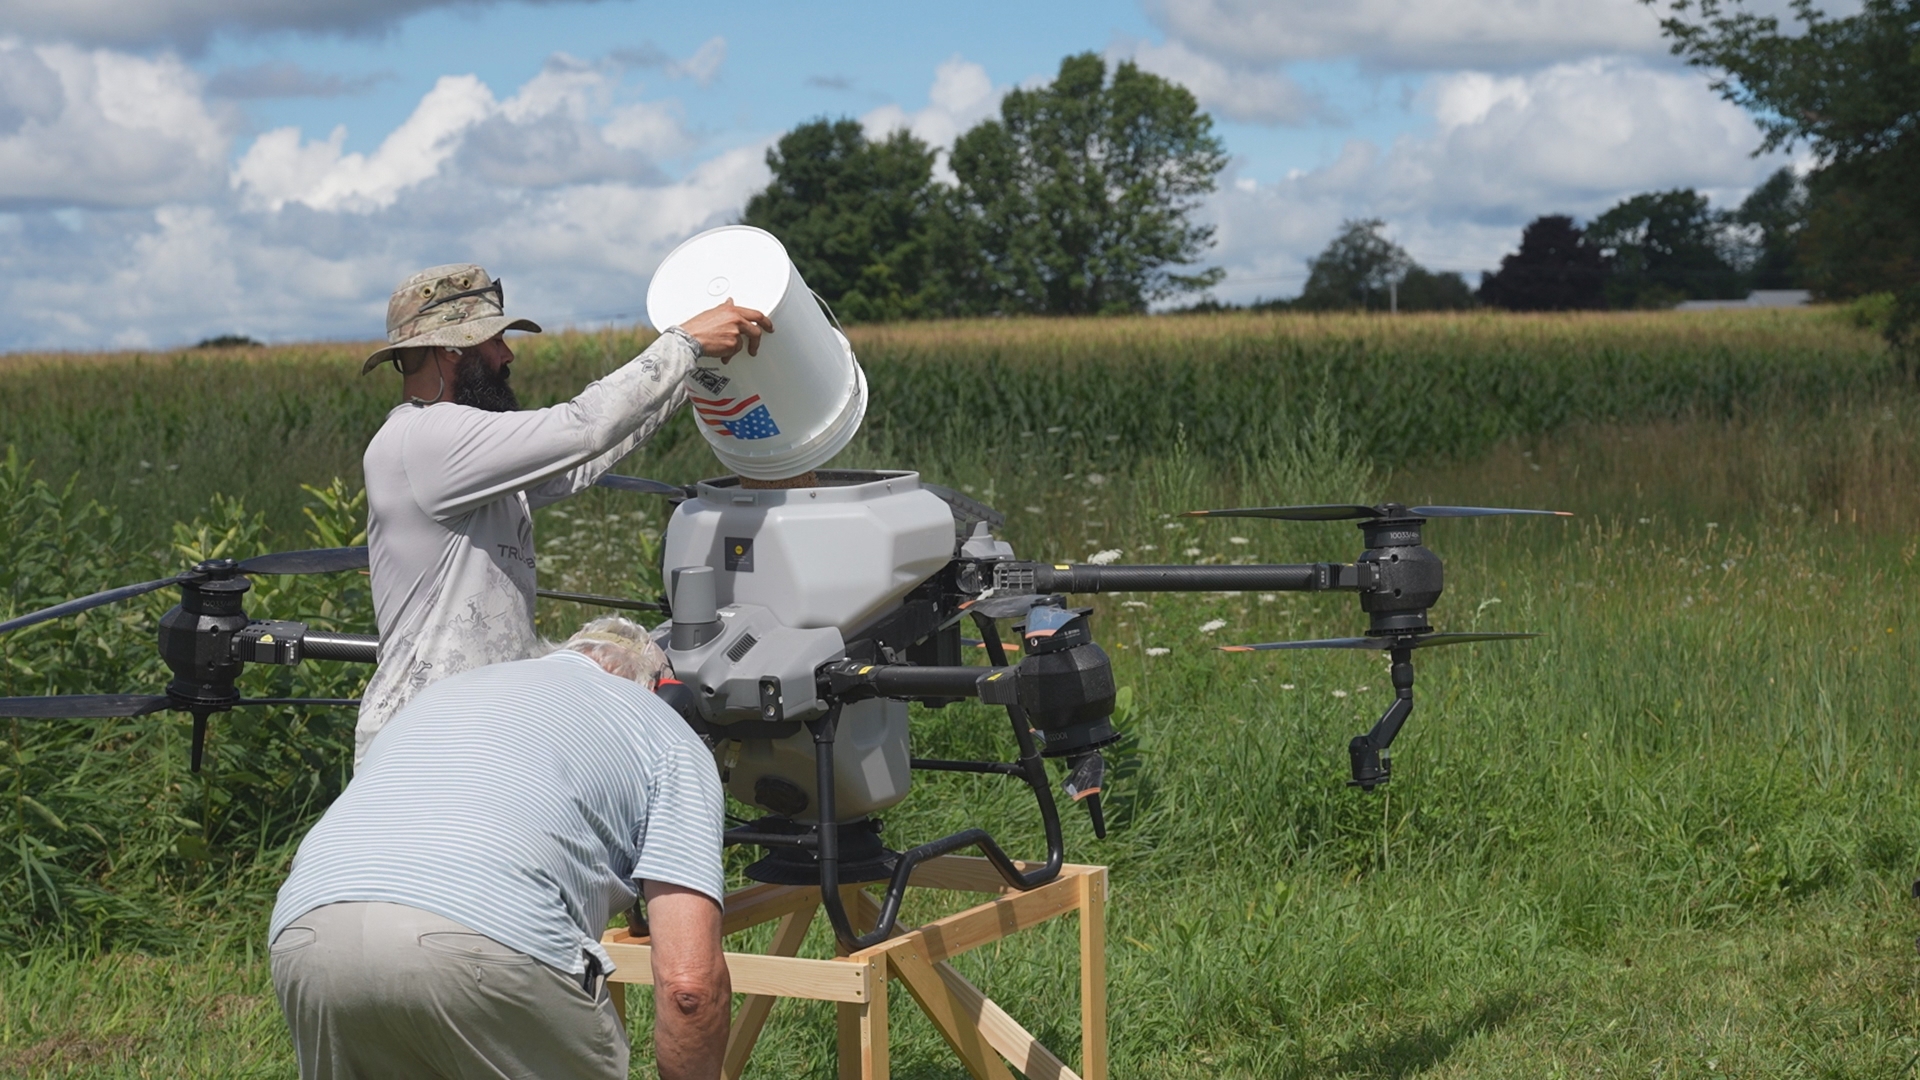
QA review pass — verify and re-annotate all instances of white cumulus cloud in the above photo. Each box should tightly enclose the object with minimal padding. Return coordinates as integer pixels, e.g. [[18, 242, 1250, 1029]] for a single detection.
[[0, 42, 231, 208], [1147, 0, 1667, 71], [1122, 37, 1324, 125], [861, 55, 1000, 151], [0, 0, 619, 52]]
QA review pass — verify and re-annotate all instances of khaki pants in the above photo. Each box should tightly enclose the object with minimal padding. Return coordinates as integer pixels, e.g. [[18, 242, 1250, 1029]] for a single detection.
[[271, 901, 628, 1080]]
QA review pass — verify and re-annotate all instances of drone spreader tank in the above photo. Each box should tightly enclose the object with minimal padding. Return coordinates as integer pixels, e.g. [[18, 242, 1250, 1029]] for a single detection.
[[660, 470, 954, 821]]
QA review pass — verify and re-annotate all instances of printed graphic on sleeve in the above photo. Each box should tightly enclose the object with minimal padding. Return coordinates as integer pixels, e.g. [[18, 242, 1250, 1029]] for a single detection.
[[691, 395, 781, 440]]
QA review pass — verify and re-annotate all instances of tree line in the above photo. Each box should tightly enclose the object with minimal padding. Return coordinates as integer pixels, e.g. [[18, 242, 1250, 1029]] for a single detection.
[[1271, 170, 1808, 316], [745, 5, 1915, 343]]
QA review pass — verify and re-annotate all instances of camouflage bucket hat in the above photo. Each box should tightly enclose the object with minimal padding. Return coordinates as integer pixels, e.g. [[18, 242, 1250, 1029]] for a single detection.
[[361, 263, 542, 374]]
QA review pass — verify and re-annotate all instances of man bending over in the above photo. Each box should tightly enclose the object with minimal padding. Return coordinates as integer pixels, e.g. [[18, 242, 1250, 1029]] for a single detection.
[[270, 617, 729, 1079]]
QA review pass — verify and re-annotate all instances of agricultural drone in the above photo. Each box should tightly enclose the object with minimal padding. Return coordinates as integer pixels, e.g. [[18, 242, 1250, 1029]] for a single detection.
[[0, 469, 1562, 949]]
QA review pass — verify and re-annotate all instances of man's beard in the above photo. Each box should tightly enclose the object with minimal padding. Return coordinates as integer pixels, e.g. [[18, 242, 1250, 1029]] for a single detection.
[[452, 352, 520, 412]]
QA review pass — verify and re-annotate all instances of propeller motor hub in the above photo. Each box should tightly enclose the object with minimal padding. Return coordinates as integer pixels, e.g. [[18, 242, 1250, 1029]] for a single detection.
[[158, 575, 251, 710], [1357, 515, 1443, 635]]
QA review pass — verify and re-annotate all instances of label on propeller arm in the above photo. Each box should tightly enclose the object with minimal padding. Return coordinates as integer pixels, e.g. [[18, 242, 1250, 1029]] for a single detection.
[[232, 620, 309, 665]]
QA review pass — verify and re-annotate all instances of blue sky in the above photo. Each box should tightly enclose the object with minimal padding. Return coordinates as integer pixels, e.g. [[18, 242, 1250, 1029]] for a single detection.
[[0, 0, 1798, 349]]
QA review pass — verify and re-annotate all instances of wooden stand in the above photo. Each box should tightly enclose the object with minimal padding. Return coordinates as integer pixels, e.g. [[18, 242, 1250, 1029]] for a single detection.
[[601, 857, 1108, 1080]]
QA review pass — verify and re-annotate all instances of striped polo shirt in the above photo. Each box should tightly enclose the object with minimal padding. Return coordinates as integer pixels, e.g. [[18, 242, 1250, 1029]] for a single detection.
[[269, 649, 724, 976]]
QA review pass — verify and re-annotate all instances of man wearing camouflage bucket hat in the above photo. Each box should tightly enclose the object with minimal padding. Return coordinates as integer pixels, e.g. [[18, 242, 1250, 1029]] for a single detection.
[[354, 263, 771, 764]]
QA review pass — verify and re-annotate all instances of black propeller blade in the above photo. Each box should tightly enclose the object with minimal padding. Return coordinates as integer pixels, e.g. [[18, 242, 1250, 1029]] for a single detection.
[[0, 546, 374, 635], [536, 589, 664, 613], [1185, 503, 1570, 522], [1407, 506, 1571, 519], [1219, 631, 1539, 652], [0, 694, 173, 719], [0, 695, 360, 720], [595, 474, 691, 499], [0, 575, 191, 634], [236, 547, 369, 575]]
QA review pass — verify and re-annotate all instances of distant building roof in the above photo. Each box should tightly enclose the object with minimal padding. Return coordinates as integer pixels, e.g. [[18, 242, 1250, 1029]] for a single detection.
[[1675, 290, 1811, 312]]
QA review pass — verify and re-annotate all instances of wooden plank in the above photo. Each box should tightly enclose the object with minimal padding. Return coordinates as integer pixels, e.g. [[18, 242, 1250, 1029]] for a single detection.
[[723, 904, 816, 1080], [907, 876, 1083, 965], [720, 882, 821, 936], [601, 942, 868, 1003], [837, 886, 878, 1080], [858, 953, 888, 1080], [933, 962, 1080, 1080], [609, 982, 626, 1032], [1077, 868, 1108, 1080], [887, 941, 1014, 1080]]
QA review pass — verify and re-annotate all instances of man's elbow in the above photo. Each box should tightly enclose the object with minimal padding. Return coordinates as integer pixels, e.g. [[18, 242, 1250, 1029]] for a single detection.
[[658, 961, 730, 1021]]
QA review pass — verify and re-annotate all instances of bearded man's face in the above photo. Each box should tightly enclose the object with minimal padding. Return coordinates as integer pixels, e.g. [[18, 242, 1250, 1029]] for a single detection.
[[452, 338, 519, 412]]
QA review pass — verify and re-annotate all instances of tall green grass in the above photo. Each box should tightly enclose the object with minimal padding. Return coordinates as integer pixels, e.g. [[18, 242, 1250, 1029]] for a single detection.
[[1, 310, 1917, 1077]]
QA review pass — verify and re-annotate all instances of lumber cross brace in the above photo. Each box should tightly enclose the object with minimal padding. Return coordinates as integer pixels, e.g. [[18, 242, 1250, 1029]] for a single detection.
[[600, 856, 1109, 1080]]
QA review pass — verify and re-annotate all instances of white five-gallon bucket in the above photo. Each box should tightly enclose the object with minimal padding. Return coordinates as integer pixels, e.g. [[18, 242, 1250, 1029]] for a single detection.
[[645, 226, 868, 481]]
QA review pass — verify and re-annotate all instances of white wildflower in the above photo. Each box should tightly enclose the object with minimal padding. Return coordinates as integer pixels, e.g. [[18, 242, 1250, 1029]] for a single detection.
[[1164, 522, 1183, 530], [1258, 594, 1277, 603], [1146, 647, 1170, 657], [1122, 600, 1149, 608], [1280, 683, 1296, 691], [1087, 549, 1123, 565], [1199, 619, 1227, 634], [1086, 473, 1107, 486], [1183, 547, 1202, 557], [1331, 689, 1348, 698], [1062, 472, 1076, 480], [1706, 522, 1719, 529], [1141, 544, 1158, 551], [1047, 426, 1066, 434], [1229, 536, 1249, 545], [1638, 517, 1652, 524], [1105, 433, 1121, 442], [1024, 506, 1044, 514]]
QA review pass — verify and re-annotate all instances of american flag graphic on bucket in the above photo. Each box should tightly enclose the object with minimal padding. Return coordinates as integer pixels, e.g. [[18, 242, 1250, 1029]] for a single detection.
[[692, 394, 782, 440]]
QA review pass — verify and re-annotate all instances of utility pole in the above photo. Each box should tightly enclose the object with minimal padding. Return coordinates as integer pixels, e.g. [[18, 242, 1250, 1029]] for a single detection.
[[1389, 279, 1398, 315]]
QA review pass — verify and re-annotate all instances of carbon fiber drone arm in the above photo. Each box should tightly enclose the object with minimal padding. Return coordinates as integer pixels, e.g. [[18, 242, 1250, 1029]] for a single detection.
[[994, 561, 1376, 594]]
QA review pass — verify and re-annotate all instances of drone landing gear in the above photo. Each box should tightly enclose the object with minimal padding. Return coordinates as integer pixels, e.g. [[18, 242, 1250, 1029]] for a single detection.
[[1348, 646, 1414, 791], [728, 614, 1077, 952]]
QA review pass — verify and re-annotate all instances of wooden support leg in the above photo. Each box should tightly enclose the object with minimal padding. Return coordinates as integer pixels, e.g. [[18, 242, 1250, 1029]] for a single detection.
[[723, 903, 818, 1080], [837, 887, 882, 1080], [887, 941, 1014, 1080], [1078, 868, 1108, 1080], [609, 983, 627, 1031], [933, 962, 1080, 1080]]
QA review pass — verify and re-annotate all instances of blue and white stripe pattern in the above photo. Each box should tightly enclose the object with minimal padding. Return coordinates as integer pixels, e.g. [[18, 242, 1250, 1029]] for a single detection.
[[270, 649, 724, 975]]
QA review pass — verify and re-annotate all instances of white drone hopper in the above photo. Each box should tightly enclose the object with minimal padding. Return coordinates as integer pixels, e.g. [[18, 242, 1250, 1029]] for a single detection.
[[660, 470, 956, 821]]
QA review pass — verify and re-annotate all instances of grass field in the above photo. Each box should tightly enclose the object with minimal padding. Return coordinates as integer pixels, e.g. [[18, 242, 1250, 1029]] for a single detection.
[[2, 309, 1918, 1077]]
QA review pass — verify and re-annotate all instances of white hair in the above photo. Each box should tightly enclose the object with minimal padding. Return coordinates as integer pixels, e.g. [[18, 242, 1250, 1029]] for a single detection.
[[556, 616, 669, 686]]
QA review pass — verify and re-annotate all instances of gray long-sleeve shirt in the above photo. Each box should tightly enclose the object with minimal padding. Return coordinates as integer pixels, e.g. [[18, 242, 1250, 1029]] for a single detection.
[[355, 333, 697, 763]]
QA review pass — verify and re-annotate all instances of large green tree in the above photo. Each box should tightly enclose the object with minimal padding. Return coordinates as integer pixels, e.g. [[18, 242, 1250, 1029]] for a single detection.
[[1478, 215, 1610, 311], [1649, 0, 1920, 341], [1732, 167, 1808, 289], [1585, 189, 1746, 307], [740, 119, 949, 322], [1296, 219, 1412, 311], [946, 53, 1227, 315]]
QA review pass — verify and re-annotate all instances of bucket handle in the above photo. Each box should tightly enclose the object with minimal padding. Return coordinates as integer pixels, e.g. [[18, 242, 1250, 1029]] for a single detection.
[[810, 288, 849, 337]]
